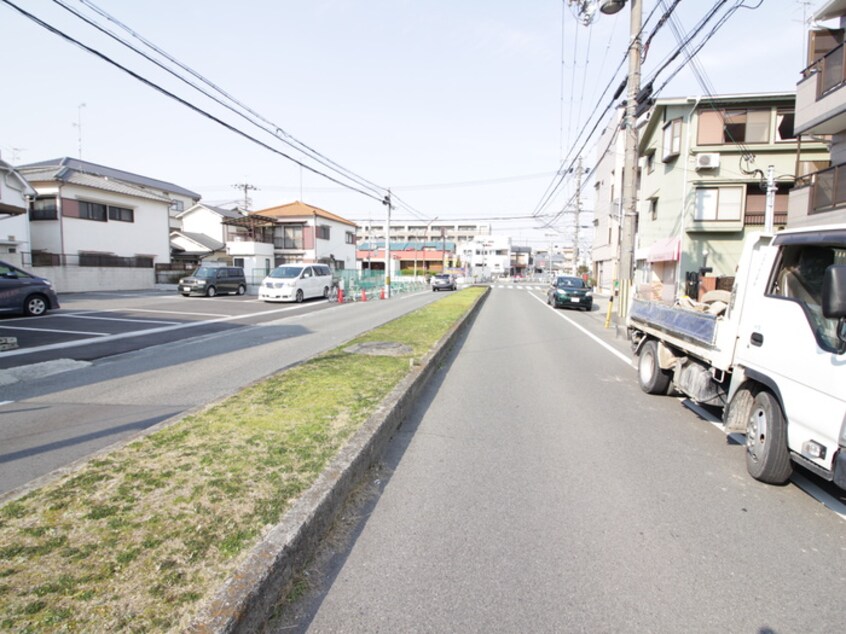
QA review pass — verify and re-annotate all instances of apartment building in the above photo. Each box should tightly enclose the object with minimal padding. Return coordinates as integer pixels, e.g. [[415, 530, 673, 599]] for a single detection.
[[356, 220, 491, 245], [791, 0, 846, 226]]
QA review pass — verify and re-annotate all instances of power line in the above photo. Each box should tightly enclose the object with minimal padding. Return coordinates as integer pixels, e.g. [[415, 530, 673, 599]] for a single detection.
[[2, 0, 385, 203], [50, 0, 387, 201]]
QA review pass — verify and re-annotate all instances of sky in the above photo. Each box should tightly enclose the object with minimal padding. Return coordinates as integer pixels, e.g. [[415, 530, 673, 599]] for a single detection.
[[0, 0, 814, 248]]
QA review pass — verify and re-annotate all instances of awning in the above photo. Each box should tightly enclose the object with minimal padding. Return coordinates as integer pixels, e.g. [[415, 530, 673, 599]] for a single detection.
[[647, 236, 680, 263]]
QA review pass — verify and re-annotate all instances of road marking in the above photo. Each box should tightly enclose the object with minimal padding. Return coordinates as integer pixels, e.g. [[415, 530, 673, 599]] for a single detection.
[[0, 401, 13, 406], [532, 292, 632, 366], [55, 314, 182, 325], [63, 308, 231, 318], [0, 303, 318, 359], [0, 325, 109, 336]]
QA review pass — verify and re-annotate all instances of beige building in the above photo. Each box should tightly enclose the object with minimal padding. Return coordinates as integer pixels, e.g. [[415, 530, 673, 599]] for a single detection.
[[633, 93, 828, 301]]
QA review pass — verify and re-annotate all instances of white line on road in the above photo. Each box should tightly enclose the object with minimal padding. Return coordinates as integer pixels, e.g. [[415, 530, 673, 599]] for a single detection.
[[532, 292, 632, 366], [0, 325, 109, 336], [63, 308, 231, 318], [0, 303, 319, 359], [55, 314, 182, 325]]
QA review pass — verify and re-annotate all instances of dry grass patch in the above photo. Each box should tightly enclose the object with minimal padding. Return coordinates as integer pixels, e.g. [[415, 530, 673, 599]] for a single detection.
[[0, 286, 484, 632]]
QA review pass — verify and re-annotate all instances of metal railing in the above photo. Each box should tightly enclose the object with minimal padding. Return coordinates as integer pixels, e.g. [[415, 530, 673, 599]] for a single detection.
[[796, 163, 846, 215], [803, 42, 846, 99]]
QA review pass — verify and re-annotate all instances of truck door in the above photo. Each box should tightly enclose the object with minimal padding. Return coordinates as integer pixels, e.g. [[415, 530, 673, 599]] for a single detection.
[[735, 240, 846, 474]]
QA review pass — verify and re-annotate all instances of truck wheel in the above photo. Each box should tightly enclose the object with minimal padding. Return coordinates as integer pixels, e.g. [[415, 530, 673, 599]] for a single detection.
[[638, 340, 672, 395], [746, 390, 792, 484]]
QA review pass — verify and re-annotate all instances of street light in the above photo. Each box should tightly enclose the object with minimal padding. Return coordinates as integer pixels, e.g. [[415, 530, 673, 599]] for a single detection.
[[598, 0, 626, 14]]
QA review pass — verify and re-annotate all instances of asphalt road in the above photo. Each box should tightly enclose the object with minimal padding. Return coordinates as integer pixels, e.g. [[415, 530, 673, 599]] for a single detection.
[[272, 284, 846, 633], [0, 288, 442, 497]]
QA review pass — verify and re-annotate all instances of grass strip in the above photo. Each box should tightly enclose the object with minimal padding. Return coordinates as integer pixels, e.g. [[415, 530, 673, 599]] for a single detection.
[[0, 287, 485, 633]]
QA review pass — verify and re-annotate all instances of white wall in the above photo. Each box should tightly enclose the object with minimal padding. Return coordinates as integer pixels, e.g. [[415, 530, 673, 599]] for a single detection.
[[313, 219, 357, 269], [180, 206, 226, 242], [0, 213, 31, 265], [33, 265, 154, 292], [59, 183, 171, 262]]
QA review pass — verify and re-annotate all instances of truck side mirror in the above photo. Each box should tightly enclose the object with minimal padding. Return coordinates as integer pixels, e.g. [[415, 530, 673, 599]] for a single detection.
[[822, 264, 846, 319], [822, 265, 846, 346]]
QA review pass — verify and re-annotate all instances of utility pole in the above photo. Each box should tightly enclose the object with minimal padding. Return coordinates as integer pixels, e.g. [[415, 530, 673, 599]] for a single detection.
[[232, 182, 258, 211], [383, 190, 392, 298], [617, 0, 643, 320], [764, 165, 776, 233], [574, 155, 584, 275]]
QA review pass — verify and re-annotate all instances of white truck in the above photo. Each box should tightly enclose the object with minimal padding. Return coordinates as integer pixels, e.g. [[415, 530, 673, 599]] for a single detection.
[[627, 225, 846, 489]]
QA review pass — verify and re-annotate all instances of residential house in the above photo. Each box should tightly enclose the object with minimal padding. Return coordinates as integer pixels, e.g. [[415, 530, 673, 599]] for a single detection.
[[170, 203, 244, 267], [791, 0, 846, 226], [16, 158, 201, 291], [460, 236, 512, 278], [0, 159, 35, 267], [634, 93, 828, 301], [510, 245, 532, 277]]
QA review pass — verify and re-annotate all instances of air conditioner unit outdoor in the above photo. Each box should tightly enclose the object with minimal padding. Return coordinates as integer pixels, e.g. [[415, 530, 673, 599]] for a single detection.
[[695, 153, 720, 169]]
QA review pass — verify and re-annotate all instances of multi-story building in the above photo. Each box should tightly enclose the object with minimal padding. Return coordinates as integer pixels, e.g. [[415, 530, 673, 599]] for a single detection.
[[356, 220, 491, 245], [460, 236, 512, 278], [590, 111, 625, 293], [634, 93, 827, 301], [791, 0, 846, 226]]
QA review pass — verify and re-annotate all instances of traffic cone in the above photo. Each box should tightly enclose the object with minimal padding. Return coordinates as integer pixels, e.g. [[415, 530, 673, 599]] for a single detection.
[[337, 288, 344, 303], [361, 289, 367, 302], [380, 287, 385, 300]]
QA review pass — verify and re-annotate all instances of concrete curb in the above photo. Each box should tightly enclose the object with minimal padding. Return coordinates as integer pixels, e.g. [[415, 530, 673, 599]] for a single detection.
[[187, 286, 491, 633]]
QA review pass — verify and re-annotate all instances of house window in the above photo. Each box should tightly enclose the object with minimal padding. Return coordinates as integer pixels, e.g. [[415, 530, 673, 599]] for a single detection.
[[79, 201, 107, 222], [345, 231, 356, 245], [698, 109, 771, 145], [646, 152, 655, 174], [108, 206, 134, 222], [662, 118, 682, 161], [233, 257, 244, 268], [30, 196, 57, 220], [776, 108, 796, 142], [170, 199, 184, 212], [649, 197, 658, 221], [316, 225, 330, 240], [694, 186, 743, 221], [277, 225, 304, 249]]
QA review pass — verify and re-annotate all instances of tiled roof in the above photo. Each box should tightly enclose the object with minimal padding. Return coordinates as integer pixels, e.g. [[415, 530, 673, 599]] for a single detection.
[[18, 157, 201, 200], [170, 231, 224, 252], [251, 200, 357, 227]]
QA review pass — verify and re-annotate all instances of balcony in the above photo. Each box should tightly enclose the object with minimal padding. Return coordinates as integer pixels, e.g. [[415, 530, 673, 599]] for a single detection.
[[796, 43, 846, 135], [793, 163, 846, 219]]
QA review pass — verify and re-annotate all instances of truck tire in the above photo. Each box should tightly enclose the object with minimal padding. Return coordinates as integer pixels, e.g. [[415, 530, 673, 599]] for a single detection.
[[638, 340, 672, 395], [746, 390, 792, 484]]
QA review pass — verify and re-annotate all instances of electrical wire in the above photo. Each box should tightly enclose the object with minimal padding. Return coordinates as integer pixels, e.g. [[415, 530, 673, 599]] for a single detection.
[[1, 0, 387, 203], [51, 0, 387, 201], [74, 0, 387, 200]]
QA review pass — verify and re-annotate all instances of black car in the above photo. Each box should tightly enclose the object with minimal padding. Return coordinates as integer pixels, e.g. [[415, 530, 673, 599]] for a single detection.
[[179, 266, 247, 297], [547, 275, 592, 310]]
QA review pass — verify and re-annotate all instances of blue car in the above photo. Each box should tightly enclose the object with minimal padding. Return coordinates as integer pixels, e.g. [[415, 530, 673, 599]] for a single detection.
[[0, 260, 60, 316], [547, 275, 592, 311]]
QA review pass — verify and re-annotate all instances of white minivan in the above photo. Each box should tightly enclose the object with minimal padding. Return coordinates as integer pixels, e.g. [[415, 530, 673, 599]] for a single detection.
[[258, 263, 333, 303]]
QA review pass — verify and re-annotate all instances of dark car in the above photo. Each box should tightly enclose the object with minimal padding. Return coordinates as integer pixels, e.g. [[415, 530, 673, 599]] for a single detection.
[[431, 274, 456, 291], [179, 266, 247, 297], [0, 260, 60, 316], [547, 275, 592, 310]]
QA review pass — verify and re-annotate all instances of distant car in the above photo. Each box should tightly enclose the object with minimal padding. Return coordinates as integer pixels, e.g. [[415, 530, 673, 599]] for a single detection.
[[0, 260, 60, 316], [547, 275, 592, 310], [179, 266, 246, 297], [431, 274, 456, 291]]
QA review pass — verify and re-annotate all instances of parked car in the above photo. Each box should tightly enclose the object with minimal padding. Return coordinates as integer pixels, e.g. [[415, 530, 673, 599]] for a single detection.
[[0, 260, 60, 316], [432, 274, 457, 292], [258, 263, 332, 303], [547, 275, 592, 310], [179, 266, 246, 297]]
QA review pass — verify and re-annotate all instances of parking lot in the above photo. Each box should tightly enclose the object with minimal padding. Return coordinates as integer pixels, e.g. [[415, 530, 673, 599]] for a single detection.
[[0, 289, 333, 369]]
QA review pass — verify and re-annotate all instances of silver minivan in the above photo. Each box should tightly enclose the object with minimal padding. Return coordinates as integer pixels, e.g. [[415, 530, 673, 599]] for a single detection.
[[258, 263, 333, 303]]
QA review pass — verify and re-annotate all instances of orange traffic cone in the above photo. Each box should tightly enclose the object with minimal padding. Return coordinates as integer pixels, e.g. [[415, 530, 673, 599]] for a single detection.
[[380, 287, 385, 300], [361, 289, 367, 302], [337, 288, 344, 303]]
